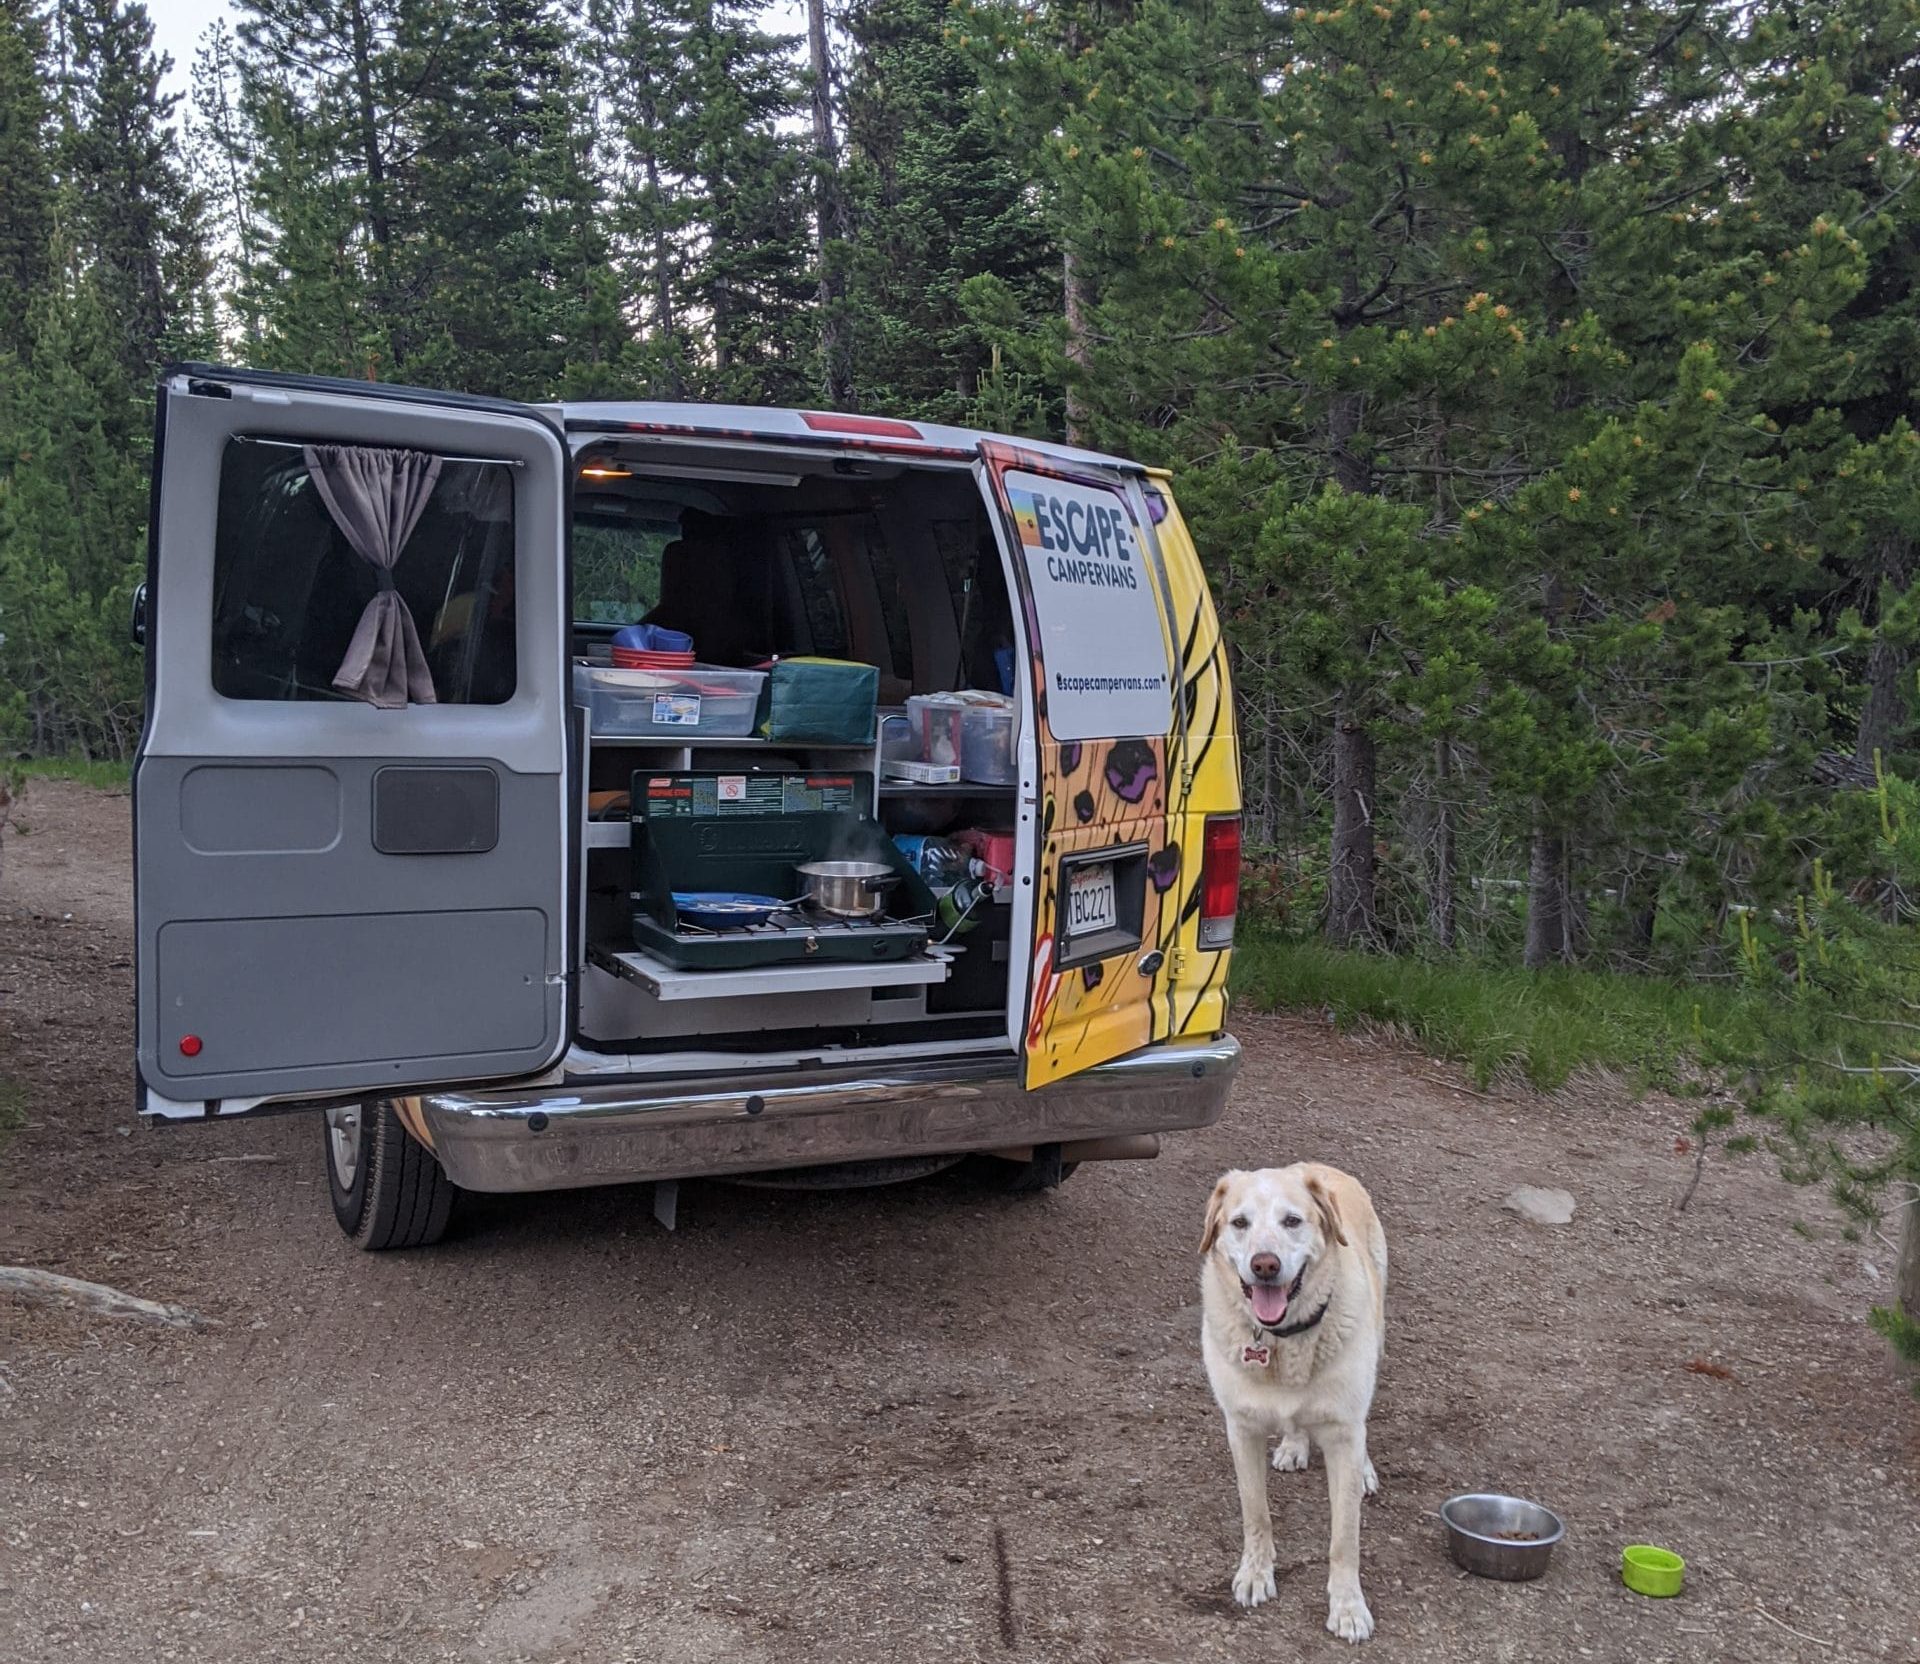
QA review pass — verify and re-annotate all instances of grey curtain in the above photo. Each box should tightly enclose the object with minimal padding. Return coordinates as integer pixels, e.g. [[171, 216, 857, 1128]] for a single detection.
[[303, 444, 444, 708]]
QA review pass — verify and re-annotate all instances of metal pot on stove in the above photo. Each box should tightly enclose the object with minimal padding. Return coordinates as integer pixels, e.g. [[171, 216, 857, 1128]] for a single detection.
[[795, 860, 898, 919]]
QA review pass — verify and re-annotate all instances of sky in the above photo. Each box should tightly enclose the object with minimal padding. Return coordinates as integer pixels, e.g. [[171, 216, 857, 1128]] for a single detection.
[[151, 0, 232, 103], [148, 0, 814, 114]]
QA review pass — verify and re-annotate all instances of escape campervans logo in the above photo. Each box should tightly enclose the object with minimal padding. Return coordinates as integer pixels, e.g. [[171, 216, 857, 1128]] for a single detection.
[[1004, 469, 1172, 743], [1011, 486, 1141, 591]]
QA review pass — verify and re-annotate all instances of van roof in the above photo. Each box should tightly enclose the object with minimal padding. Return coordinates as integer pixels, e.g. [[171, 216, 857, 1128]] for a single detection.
[[552, 401, 1146, 477]]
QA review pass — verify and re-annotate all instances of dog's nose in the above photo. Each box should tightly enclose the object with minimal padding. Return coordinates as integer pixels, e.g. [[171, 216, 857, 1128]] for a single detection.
[[1250, 1253, 1281, 1282]]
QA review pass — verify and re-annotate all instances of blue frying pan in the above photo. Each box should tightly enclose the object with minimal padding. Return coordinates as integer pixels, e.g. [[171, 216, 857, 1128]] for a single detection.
[[671, 891, 786, 930]]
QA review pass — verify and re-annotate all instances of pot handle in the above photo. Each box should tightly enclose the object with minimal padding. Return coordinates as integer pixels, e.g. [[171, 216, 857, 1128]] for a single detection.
[[862, 873, 900, 893]]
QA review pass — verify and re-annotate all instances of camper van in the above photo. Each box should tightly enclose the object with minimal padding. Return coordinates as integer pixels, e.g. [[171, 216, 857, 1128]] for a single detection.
[[133, 366, 1242, 1248]]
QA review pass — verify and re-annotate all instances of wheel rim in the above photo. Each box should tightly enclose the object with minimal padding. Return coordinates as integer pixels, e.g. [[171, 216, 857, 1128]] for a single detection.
[[326, 1104, 364, 1189]]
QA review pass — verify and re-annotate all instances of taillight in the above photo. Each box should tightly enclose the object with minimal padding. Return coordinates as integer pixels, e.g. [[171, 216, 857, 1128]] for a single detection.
[[1199, 815, 1240, 949]]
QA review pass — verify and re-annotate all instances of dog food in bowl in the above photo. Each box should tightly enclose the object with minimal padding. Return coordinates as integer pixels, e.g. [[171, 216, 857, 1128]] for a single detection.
[[1438, 1493, 1565, 1582]]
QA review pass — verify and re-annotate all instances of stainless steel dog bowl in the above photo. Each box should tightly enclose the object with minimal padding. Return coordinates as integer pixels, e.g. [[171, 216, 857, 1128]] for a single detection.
[[1439, 1493, 1565, 1581]]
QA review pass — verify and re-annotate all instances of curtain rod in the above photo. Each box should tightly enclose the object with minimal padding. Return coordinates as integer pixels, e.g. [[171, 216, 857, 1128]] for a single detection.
[[234, 435, 525, 468]]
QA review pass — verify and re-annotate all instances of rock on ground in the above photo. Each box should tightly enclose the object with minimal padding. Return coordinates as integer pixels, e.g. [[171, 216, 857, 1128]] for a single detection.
[[1502, 1184, 1576, 1225]]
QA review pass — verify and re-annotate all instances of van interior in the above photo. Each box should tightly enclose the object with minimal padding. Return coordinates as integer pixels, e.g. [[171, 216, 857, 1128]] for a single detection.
[[568, 438, 1028, 1067]]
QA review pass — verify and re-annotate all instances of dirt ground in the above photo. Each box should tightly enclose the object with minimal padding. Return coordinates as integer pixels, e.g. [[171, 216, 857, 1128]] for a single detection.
[[2, 776, 1917, 1664]]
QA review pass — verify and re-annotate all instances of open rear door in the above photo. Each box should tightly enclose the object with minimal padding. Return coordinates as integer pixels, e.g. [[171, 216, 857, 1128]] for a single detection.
[[135, 367, 574, 1115], [979, 443, 1179, 1088]]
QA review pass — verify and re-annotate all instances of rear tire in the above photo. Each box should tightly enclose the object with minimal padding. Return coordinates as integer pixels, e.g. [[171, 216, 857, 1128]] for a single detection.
[[324, 1100, 458, 1250]]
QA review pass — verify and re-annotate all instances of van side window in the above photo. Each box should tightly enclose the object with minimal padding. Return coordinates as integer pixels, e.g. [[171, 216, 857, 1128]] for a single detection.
[[573, 510, 666, 622], [860, 517, 915, 684], [780, 526, 850, 658], [210, 438, 517, 704]]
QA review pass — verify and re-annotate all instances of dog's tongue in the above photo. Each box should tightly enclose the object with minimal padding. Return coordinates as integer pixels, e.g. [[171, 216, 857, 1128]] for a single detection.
[[1251, 1282, 1290, 1326]]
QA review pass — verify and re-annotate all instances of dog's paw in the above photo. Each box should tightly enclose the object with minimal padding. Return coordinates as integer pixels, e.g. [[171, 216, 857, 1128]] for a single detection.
[[1362, 1456, 1379, 1495], [1232, 1553, 1277, 1608], [1326, 1587, 1374, 1643], [1271, 1433, 1310, 1473]]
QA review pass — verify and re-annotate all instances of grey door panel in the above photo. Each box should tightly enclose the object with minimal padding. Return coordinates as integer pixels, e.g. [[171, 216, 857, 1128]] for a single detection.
[[180, 764, 341, 855], [135, 372, 572, 1108], [155, 909, 548, 1082], [139, 753, 564, 1099]]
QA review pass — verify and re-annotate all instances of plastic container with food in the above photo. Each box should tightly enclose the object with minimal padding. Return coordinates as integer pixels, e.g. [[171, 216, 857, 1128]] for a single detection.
[[959, 695, 1017, 784], [573, 664, 768, 738], [907, 693, 968, 769]]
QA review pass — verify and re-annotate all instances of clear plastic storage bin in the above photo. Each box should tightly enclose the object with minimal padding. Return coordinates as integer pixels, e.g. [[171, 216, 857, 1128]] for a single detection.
[[575, 664, 768, 738], [906, 693, 968, 768], [960, 696, 1017, 784]]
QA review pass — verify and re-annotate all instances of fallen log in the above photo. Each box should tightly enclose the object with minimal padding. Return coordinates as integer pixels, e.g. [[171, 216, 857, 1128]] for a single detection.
[[0, 1266, 218, 1330]]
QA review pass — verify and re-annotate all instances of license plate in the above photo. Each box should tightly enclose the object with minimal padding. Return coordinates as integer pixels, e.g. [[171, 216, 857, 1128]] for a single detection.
[[1065, 862, 1118, 938]]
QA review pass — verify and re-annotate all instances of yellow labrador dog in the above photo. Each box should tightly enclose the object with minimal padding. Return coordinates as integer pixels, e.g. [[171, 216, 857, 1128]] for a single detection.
[[1200, 1163, 1387, 1642]]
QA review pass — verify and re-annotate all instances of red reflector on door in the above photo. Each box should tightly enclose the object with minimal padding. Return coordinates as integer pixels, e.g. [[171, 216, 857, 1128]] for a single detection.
[[179, 1034, 204, 1057], [799, 411, 923, 439], [1199, 815, 1240, 949]]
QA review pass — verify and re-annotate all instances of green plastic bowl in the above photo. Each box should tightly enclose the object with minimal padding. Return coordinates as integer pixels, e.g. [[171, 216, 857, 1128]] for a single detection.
[[1622, 1545, 1685, 1598]]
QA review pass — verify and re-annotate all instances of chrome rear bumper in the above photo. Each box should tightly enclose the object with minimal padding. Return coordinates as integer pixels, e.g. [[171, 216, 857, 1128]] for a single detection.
[[412, 1034, 1240, 1193]]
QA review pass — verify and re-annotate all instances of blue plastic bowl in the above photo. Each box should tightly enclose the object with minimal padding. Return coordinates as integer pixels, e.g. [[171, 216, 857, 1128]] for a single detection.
[[613, 622, 693, 654]]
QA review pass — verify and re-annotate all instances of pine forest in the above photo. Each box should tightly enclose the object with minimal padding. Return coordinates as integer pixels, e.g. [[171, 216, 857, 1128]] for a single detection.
[[3, 0, 1920, 985]]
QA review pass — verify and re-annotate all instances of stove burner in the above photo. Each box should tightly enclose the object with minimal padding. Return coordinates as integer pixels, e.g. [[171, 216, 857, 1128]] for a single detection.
[[678, 904, 909, 936]]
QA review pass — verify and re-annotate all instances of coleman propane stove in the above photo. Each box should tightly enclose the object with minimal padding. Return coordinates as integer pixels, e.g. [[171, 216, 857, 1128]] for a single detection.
[[620, 770, 935, 970]]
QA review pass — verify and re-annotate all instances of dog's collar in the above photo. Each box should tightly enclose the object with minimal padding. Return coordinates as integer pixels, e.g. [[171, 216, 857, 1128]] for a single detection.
[[1261, 1294, 1332, 1339], [1245, 1265, 1331, 1339]]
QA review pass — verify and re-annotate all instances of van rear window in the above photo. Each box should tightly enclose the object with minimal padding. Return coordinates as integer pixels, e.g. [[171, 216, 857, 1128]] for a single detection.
[[210, 438, 517, 705]]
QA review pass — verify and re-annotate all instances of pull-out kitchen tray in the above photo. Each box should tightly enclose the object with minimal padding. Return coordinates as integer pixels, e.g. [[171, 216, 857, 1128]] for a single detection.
[[591, 942, 952, 1001], [627, 769, 938, 969]]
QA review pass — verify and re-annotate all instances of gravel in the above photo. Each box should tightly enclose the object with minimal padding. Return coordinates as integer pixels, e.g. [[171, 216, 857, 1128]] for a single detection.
[[3, 777, 1918, 1664]]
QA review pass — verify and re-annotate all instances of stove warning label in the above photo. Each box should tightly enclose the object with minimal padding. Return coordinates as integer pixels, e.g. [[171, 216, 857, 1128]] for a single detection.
[[781, 775, 857, 814], [641, 773, 863, 817]]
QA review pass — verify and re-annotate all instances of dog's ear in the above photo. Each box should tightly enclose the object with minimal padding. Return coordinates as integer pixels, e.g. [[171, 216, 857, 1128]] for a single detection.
[[1200, 1173, 1237, 1255], [1306, 1172, 1349, 1248]]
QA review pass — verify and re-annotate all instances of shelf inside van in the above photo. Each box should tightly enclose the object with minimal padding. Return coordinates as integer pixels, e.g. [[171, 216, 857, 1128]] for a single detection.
[[592, 944, 952, 1002], [877, 781, 1019, 797], [585, 733, 877, 748]]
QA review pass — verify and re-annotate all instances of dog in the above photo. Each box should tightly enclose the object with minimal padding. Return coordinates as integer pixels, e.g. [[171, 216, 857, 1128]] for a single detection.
[[1199, 1163, 1388, 1642]]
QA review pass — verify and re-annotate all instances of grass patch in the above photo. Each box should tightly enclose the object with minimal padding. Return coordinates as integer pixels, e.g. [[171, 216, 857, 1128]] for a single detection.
[[7, 755, 131, 790], [1230, 932, 1770, 1090]]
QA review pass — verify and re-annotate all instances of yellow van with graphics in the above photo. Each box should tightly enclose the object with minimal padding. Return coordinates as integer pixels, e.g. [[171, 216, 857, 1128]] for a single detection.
[[133, 367, 1242, 1247]]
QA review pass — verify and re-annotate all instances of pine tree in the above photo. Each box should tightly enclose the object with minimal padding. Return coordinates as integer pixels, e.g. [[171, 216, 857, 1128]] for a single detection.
[[841, 0, 1050, 422], [596, 0, 812, 403], [0, 0, 53, 361], [234, 0, 429, 377], [60, 0, 212, 390], [397, 0, 619, 397], [594, 0, 702, 394], [806, 0, 854, 408], [1734, 0, 1920, 779], [0, 258, 152, 756], [967, 0, 1868, 953], [680, 0, 813, 402], [186, 19, 265, 351], [0, 0, 210, 756]]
